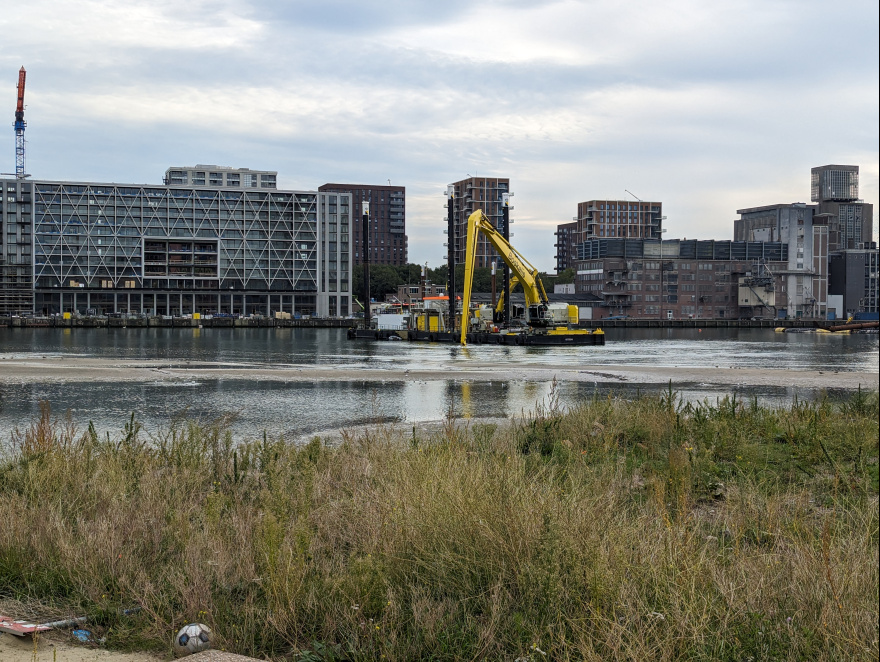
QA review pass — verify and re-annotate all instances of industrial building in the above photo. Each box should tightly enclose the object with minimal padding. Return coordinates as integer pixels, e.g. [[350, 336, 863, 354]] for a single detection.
[[0, 176, 352, 317], [318, 183, 407, 266], [733, 201, 829, 318], [448, 176, 510, 268], [575, 238, 793, 319]]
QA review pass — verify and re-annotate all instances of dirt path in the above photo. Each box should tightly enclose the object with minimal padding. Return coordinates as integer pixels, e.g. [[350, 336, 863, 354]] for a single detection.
[[0, 631, 163, 662]]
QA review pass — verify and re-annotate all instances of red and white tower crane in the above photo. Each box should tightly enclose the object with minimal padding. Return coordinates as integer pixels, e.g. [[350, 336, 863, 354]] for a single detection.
[[14, 67, 27, 179]]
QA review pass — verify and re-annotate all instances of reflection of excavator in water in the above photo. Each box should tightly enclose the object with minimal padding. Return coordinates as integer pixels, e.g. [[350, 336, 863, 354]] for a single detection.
[[460, 210, 604, 346]]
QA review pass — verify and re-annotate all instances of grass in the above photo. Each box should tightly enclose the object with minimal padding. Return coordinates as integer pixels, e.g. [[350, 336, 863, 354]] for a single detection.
[[0, 386, 877, 661]]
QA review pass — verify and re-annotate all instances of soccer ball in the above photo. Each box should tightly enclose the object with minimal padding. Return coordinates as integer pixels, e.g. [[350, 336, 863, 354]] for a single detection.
[[173, 623, 212, 656]]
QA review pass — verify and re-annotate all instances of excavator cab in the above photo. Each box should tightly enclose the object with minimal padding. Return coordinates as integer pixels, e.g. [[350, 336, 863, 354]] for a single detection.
[[527, 303, 551, 327]]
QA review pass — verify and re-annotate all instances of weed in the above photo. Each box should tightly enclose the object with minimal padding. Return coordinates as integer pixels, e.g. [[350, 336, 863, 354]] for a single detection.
[[0, 390, 876, 660]]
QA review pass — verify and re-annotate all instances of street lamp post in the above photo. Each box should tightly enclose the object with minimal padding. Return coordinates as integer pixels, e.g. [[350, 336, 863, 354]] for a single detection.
[[658, 228, 667, 319], [362, 201, 371, 328], [446, 185, 455, 333]]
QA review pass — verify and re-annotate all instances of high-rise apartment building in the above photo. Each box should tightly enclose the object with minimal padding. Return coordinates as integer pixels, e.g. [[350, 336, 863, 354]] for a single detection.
[[576, 200, 663, 241], [164, 165, 277, 189], [554, 221, 578, 273], [318, 184, 407, 266], [810, 164, 873, 251], [0, 177, 351, 317], [448, 176, 510, 268]]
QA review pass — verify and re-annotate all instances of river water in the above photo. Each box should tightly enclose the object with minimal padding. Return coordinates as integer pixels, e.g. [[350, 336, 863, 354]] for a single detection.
[[1, 327, 877, 443]]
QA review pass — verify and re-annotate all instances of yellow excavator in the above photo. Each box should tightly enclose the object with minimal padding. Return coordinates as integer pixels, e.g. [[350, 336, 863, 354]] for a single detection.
[[460, 210, 592, 346]]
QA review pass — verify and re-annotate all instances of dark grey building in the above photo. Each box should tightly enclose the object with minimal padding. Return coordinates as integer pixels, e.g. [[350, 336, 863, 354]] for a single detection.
[[319, 184, 407, 267], [554, 221, 577, 274], [829, 244, 879, 316]]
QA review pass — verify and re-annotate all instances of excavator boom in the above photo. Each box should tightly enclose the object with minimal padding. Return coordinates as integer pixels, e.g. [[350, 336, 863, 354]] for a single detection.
[[461, 210, 549, 344], [495, 275, 520, 316]]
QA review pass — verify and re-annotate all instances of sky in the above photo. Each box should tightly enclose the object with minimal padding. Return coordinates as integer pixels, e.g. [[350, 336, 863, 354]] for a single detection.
[[2, 0, 878, 272]]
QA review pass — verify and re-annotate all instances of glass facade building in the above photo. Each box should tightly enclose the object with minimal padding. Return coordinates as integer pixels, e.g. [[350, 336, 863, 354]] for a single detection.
[[0, 178, 351, 317]]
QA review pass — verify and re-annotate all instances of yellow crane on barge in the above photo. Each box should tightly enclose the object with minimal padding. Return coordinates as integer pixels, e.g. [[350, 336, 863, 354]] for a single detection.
[[459, 209, 603, 346]]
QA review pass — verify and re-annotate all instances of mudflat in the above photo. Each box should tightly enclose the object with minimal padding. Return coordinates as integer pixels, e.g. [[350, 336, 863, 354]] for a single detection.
[[0, 355, 876, 390]]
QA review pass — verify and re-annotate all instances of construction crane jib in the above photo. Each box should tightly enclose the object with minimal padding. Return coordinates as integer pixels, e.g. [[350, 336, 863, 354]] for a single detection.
[[14, 67, 27, 179], [460, 209, 549, 345]]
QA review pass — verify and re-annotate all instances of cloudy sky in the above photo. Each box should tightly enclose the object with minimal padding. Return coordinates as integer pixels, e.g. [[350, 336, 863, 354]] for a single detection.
[[2, 0, 877, 270]]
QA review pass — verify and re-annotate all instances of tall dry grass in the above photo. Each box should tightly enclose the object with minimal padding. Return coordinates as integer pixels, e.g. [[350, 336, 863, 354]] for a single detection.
[[0, 388, 877, 661]]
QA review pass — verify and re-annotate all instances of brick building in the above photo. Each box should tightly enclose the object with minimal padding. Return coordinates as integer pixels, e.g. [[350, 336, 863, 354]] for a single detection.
[[576, 199, 664, 240], [575, 238, 795, 319]]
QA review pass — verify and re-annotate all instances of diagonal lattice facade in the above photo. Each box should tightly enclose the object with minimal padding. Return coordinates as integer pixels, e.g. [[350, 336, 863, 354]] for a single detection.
[[1, 178, 351, 317]]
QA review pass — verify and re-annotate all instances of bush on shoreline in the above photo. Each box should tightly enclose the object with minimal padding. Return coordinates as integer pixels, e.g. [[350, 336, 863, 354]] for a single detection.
[[0, 388, 877, 661]]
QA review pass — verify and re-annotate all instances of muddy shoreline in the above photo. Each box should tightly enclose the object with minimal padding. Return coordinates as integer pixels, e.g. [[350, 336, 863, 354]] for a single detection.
[[0, 355, 876, 390]]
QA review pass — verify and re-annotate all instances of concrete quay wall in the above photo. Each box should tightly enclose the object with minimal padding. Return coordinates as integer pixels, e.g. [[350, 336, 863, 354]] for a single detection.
[[1, 316, 819, 330], [0, 316, 358, 329]]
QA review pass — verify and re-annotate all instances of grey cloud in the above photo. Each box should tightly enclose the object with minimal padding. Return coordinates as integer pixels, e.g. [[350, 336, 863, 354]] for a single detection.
[[3, 0, 877, 270]]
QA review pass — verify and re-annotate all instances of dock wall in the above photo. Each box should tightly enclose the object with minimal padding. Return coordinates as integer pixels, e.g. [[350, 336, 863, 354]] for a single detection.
[[1, 316, 821, 330]]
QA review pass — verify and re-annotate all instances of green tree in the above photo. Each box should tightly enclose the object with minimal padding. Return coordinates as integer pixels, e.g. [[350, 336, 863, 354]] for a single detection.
[[556, 267, 575, 285], [352, 264, 406, 301]]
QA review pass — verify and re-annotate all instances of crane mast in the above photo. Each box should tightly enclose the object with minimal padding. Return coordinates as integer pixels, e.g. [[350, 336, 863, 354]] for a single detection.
[[14, 67, 26, 179]]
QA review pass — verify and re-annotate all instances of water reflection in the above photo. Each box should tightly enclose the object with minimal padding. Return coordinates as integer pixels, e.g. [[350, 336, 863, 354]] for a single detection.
[[1, 327, 876, 443], [0, 375, 867, 445]]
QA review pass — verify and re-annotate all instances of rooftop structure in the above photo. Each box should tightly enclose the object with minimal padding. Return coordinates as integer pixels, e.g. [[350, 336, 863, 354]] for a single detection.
[[810, 165, 873, 251], [811, 164, 859, 203], [163, 166, 277, 189]]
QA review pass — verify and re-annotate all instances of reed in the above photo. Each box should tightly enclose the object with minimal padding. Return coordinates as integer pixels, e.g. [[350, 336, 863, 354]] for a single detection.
[[0, 387, 877, 661]]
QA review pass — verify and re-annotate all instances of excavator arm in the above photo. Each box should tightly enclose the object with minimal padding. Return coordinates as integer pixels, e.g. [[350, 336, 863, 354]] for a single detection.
[[495, 275, 520, 316], [461, 210, 549, 344]]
